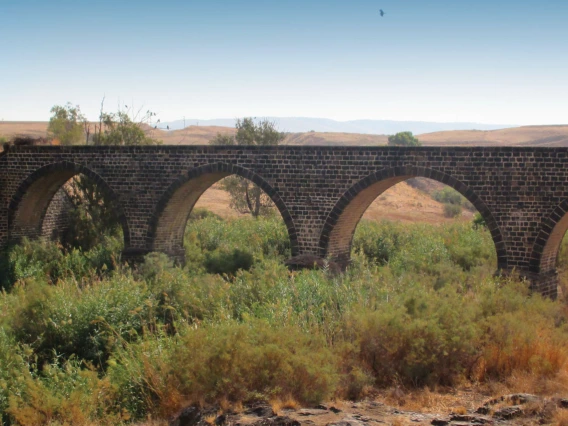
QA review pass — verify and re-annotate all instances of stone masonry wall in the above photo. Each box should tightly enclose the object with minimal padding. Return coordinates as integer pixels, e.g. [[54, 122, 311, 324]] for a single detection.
[[2, 145, 568, 297], [41, 187, 73, 241]]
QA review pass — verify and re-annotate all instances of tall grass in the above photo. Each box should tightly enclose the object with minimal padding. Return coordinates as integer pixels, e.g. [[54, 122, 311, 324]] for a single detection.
[[0, 214, 566, 424]]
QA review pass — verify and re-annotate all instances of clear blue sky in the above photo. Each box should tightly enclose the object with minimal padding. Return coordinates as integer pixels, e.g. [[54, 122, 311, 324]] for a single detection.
[[1, 0, 567, 125]]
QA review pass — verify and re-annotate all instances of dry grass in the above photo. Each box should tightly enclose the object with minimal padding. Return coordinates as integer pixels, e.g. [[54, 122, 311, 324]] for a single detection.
[[475, 339, 568, 387], [269, 399, 282, 416], [481, 370, 568, 402], [269, 397, 299, 416], [381, 386, 487, 414], [204, 413, 218, 425], [270, 396, 300, 415], [553, 408, 568, 426], [419, 125, 568, 147]]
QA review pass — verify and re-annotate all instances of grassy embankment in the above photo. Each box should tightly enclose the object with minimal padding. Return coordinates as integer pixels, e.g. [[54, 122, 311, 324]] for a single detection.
[[1, 212, 568, 424]]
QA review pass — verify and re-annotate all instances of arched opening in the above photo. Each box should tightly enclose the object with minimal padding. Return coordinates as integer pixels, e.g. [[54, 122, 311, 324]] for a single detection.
[[148, 163, 298, 263], [319, 166, 506, 270], [9, 162, 130, 248], [529, 200, 568, 298]]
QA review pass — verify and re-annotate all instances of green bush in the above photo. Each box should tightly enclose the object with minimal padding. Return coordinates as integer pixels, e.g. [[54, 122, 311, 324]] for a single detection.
[[351, 220, 402, 265], [347, 289, 479, 386], [6, 358, 120, 425], [0, 236, 121, 290], [433, 187, 462, 205], [110, 320, 338, 417], [6, 276, 150, 368], [204, 248, 254, 275], [189, 207, 222, 221], [472, 212, 487, 229], [0, 215, 566, 424], [443, 202, 462, 218], [0, 328, 29, 423]]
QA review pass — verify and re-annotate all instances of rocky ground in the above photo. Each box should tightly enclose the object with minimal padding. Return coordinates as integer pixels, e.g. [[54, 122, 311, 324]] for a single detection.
[[168, 394, 568, 426]]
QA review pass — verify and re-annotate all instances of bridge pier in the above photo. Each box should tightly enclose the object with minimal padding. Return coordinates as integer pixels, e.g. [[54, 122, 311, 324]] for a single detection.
[[525, 270, 559, 299], [497, 269, 559, 300], [121, 248, 153, 265]]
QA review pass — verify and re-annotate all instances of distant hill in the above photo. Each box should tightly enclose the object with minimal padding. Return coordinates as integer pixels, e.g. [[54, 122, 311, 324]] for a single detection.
[[418, 126, 568, 147], [2, 122, 568, 147], [161, 117, 512, 135]]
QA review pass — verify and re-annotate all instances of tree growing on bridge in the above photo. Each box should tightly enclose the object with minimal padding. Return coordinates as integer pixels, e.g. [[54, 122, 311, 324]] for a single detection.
[[388, 131, 421, 147], [210, 118, 285, 217]]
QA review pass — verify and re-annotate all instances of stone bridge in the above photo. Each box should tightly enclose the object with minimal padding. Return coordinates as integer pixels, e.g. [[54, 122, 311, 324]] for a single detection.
[[1, 145, 568, 297]]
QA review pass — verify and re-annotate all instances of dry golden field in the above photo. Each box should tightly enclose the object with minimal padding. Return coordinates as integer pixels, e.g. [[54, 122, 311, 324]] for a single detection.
[[419, 125, 568, 146], [195, 180, 472, 224], [3, 121, 568, 146]]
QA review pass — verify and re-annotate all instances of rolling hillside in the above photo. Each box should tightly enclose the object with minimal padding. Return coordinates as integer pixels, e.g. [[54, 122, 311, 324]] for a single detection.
[[2, 122, 568, 147], [195, 181, 473, 225], [419, 125, 568, 147]]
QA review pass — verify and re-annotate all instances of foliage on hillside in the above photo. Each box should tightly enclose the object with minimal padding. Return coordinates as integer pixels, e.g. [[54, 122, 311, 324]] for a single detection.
[[0, 216, 567, 424]]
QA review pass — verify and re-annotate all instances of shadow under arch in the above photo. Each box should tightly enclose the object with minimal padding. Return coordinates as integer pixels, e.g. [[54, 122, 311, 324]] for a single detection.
[[529, 199, 568, 275], [147, 162, 299, 261], [318, 165, 507, 269], [8, 161, 131, 246]]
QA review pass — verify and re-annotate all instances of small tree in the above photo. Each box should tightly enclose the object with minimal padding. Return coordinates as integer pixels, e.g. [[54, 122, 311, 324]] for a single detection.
[[47, 102, 161, 248], [48, 103, 85, 145], [388, 131, 421, 147], [210, 118, 285, 217], [93, 111, 159, 146], [68, 108, 161, 248]]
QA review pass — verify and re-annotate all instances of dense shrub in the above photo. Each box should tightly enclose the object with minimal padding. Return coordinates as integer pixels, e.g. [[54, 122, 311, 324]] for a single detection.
[[204, 248, 254, 275], [0, 328, 29, 423], [185, 215, 290, 258], [6, 359, 120, 425], [0, 213, 566, 424], [110, 320, 338, 417], [433, 187, 476, 213], [472, 212, 487, 229], [353, 220, 495, 276], [348, 290, 479, 386], [7, 275, 149, 368], [433, 187, 463, 205], [443, 202, 462, 218], [0, 236, 122, 290]]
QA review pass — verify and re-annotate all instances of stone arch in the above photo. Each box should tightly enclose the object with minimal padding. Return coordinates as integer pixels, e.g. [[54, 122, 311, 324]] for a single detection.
[[8, 161, 130, 245], [318, 165, 507, 269], [529, 199, 568, 275], [147, 162, 299, 261]]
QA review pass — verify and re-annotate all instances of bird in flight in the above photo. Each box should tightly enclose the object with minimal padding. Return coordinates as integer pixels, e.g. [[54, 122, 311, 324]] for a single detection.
[[380, 9, 385, 17]]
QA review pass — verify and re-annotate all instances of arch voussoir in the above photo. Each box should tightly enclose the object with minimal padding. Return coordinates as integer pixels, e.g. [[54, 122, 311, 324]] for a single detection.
[[147, 162, 299, 263], [8, 161, 130, 246], [319, 166, 507, 271]]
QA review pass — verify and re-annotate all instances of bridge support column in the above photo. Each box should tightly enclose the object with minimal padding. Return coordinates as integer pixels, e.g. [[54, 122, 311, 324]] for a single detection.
[[525, 271, 559, 299], [499, 269, 559, 299], [159, 246, 186, 266], [121, 248, 153, 265]]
